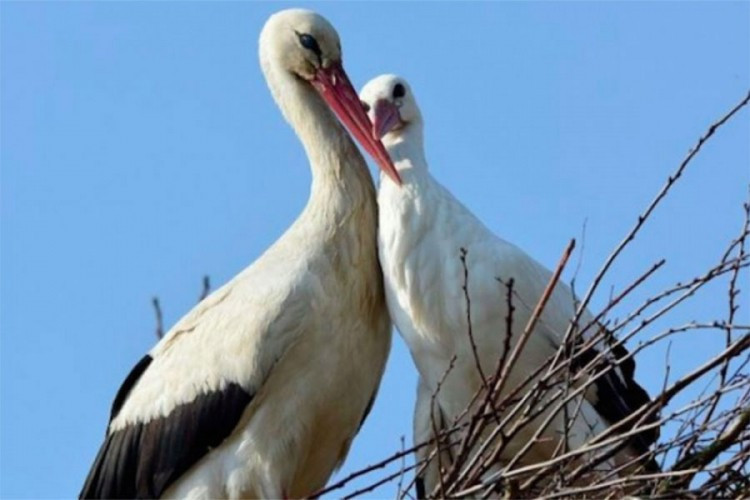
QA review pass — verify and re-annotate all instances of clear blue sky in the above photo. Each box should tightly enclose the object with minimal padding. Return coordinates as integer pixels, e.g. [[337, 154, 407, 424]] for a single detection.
[[2, 2, 748, 498]]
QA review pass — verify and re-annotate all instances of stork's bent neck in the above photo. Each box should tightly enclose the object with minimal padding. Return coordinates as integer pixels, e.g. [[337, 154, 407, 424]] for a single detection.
[[261, 62, 374, 216]]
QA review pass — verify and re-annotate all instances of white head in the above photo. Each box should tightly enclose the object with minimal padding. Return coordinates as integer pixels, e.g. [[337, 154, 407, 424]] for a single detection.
[[259, 10, 400, 184], [259, 9, 341, 84], [359, 74, 423, 147]]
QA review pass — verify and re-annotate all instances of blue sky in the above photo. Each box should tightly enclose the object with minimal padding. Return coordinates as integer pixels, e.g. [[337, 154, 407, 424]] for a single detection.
[[2, 2, 748, 498]]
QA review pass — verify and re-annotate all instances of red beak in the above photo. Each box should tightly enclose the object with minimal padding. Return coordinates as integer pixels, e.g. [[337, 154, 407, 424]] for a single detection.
[[371, 99, 403, 140], [312, 63, 401, 186]]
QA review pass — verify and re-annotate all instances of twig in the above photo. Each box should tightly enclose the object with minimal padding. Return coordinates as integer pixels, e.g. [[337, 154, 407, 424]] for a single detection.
[[492, 239, 576, 404], [460, 247, 489, 388], [199, 275, 211, 302], [396, 435, 407, 499], [152, 296, 164, 339], [662, 409, 750, 492]]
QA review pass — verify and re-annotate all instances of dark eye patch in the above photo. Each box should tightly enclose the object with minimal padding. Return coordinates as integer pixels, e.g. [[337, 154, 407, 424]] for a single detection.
[[360, 100, 371, 113], [297, 33, 322, 57], [392, 83, 406, 99]]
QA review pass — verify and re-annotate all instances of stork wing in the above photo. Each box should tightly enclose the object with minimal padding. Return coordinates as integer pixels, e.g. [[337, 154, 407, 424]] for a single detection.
[[428, 179, 659, 463], [505, 248, 659, 457], [569, 326, 659, 456], [80, 357, 252, 498], [80, 263, 309, 499]]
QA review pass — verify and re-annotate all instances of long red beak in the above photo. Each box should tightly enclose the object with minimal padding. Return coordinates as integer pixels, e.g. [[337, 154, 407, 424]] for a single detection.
[[372, 99, 403, 140], [312, 63, 401, 186]]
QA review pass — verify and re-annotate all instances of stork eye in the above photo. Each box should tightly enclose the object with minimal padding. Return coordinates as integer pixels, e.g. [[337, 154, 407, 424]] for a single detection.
[[392, 83, 406, 99], [360, 101, 370, 113], [297, 33, 322, 56]]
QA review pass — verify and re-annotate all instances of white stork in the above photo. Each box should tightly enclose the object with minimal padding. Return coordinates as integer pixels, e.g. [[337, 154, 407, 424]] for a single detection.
[[80, 11, 402, 499], [359, 75, 658, 493]]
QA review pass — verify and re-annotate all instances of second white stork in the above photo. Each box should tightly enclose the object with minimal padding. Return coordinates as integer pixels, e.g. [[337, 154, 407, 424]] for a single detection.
[[80, 11, 402, 499], [359, 74, 658, 493]]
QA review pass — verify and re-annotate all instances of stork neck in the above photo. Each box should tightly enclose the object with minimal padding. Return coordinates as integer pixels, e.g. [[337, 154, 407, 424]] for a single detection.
[[382, 125, 428, 186], [264, 64, 374, 212]]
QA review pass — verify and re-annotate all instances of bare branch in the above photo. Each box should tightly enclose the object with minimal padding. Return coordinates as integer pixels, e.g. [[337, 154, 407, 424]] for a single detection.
[[152, 296, 164, 340], [460, 247, 489, 389], [199, 275, 211, 302]]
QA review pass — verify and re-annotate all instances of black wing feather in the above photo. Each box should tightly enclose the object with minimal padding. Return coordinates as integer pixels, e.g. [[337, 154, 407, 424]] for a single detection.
[[572, 332, 659, 461], [80, 356, 254, 499], [415, 476, 427, 500], [357, 391, 378, 432], [109, 355, 152, 425]]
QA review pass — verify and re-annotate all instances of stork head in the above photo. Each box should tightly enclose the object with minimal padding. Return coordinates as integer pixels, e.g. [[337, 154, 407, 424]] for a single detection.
[[260, 9, 341, 82], [260, 10, 401, 185], [359, 74, 423, 146]]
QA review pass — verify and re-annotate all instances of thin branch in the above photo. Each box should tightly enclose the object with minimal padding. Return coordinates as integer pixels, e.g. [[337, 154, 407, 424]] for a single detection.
[[460, 247, 489, 389], [199, 275, 211, 302], [152, 296, 164, 339]]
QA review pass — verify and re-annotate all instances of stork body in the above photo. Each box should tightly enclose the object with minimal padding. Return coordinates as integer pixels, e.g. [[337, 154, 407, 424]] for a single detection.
[[81, 11, 400, 499], [360, 75, 657, 491]]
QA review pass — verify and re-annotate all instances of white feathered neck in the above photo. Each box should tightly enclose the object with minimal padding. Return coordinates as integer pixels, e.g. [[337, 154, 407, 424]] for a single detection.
[[259, 48, 375, 218]]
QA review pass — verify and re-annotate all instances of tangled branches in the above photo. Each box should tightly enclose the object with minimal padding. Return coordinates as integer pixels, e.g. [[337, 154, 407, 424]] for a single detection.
[[315, 91, 750, 499]]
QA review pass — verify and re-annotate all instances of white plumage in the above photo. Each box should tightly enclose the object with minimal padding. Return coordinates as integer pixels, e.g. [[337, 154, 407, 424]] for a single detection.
[[360, 74, 657, 492], [81, 11, 399, 499]]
